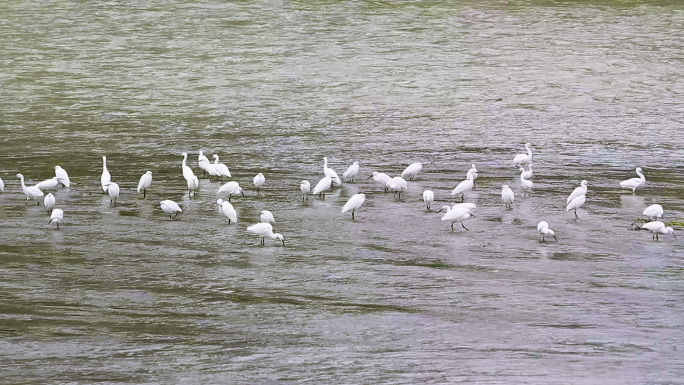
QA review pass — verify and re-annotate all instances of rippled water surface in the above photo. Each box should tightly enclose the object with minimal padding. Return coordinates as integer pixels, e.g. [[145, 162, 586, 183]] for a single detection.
[[1, 1, 683, 383]]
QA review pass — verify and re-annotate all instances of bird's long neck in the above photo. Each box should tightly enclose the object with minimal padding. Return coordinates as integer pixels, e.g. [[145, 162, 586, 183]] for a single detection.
[[182, 154, 188, 166], [526, 144, 532, 156], [636, 169, 644, 180], [102, 158, 107, 170]]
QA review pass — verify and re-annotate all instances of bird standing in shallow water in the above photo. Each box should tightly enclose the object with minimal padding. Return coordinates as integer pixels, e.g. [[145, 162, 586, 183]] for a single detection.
[[567, 180, 588, 204], [137, 171, 152, 198], [323, 157, 342, 186], [401, 162, 423, 181], [218, 181, 245, 202], [620, 167, 646, 193], [501, 185, 514, 209], [106, 182, 119, 206], [44, 193, 55, 214], [16, 173, 44, 203], [216, 199, 237, 224], [300, 180, 310, 202], [247, 222, 284, 246], [54, 166, 71, 187], [423, 190, 434, 211], [451, 174, 474, 202], [643, 204, 663, 221], [520, 172, 533, 196], [312, 176, 333, 197], [537, 221, 558, 242], [342, 193, 366, 219], [369, 171, 392, 192], [101, 156, 111, 193], [438, 205, 475, 231], [641, 221, 676, 241], [36, 177, 60, 191], [213, 155, 231, 179], [343, 162, 360, 182], [160, 200, 182, 219], [253, 173, 265, 195], [48, 208, 64, 229], [513, 143, 533, 167], [566, 194, 586, 219]]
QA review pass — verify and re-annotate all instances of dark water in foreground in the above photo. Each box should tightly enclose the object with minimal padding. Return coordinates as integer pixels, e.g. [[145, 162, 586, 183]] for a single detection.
[[0, 1, 682, 383]]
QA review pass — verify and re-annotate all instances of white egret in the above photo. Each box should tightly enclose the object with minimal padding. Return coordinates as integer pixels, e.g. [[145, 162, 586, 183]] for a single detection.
[[323, 157, 342, 186], [253, 173, 265, 194], [106, 182, 119, 205], [187, 175, 199, 197], [342, 193, 366, 219], [137, 171, 152, 198], [369, 171, 392, 192], [386, 176, 408, 199], [48, 208, 64, 229], [501, 185, 514, 209], [300, 180, 310, 202], [566, 194, 586, 219], [643, 204, 663, 220], [521, 164, 533, 180], [0, 177, 3, 192], [213, 155, 231, 179], [312, 176, 333, 197], [35, 177, 60, 191], [217, 181, 245, 202], [537, 221, 558, 242], [401, 162, 423, 181], [423, 190, 434, 211], [520, 173, 533, 196], [566, 180, 588, 204], [198, 150, 212, 177], [343, 162, 360, 182], [160, 200, 182, 220], [451, 174, 474, 202], [620, 167, 646, 193], [54, 166, 71, 187], [247, 222, 284, 246], [181, 152, 195, 182], [216, 199, 237, 224], [467, 164, 478, 188], [438, 205, 475, 231], [43, 193, 55, 214], [16, 174, 44, 203], [513, 143, 533, 167], [101, 156, 111, 193], [641, 221, 676, 241], [260, 210, 275, 224]]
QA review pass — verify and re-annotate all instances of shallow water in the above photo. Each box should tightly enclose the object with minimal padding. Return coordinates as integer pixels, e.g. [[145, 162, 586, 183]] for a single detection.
[[0, 1, 683, 383]]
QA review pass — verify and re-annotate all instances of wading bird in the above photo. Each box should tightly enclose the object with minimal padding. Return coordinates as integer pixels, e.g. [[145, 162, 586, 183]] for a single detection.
[[342, 193, 366, 219], [247, 222, 284, 246], [537, 221, 558, 242], [160, 200, 182, 220]]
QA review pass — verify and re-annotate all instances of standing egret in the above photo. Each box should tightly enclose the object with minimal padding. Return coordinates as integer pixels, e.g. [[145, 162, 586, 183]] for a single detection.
[[54, 166, 71, 187], [520, 172, 533, 196], [101, 156, 111, 193], [16, 174, 44, 203], [253, 173, 265, 195], [401, 162, 423, 181], [451, 174, 474, 202], [187, 175, 199, 197], [423, 190, 434, 211], [386, 176, 408, 199], [620, 167, 646, 193], [106, 182, 120, 205], [0, 177, 4, 192], [643, 204, 664, 220], [247, 222, 285, 246], [48, 208, 64, 229], [467, 164, 478, 188], [260, 210, 275, 224], [217, 181, 245, 202], [216, 199, 237, 224], [323, 157, 342, 186], [566, 180, 588, 204], [213, 155, 231, 179], [44, 193, 55, 214], [36, 177, 60, 191], [342, 193, 366, 219], [181, 152, 195, 182], [521, 164, 533, 180], [537, 221, 558, 242], [501, 185, 514, 209], [300, 180, 310, 202], [641, 221, 676, 241], [137, 171, 152, 198], [160, 200, 182, 219], [343, 162, 360, 182], [438, 205, 475, 231], [312, 176, 333, 197], [513, 143, 533, 167], [369, 171, 392, 192], [566, 194, 586, 219], [198, 150, 212, 177]]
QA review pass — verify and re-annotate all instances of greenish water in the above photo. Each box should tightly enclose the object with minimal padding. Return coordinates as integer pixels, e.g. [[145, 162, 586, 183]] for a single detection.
[[0, 1, 682, 383]]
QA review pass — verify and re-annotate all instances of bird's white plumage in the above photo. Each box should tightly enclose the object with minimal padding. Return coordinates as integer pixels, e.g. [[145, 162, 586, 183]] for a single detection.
[[566, 180, 588, 204], [343, 162, 360, 182], [17, 173, 44, 201], [181, 152, 195, 182], [566, 194, 586, 217], [370, 171, 392, 190], [342, 193, 366, 218], [48, 208, 64, 228], [423, 190, 434, 210], [312, 176, 333, 195], [513, 143, 532, 166], [537, 221, 557, 241], [36, 177, 60, 191], [44, 193, 55, 213], [101, 156, 111, 193], [520, 164, 533, 180], [216, 199, 237, 223], [198, 150, 213, 176], [439, 205, 475, 231], [107, 182, 120, 205], [641, 221, 676, 240], [0, 177, 4, 192], [137, 171, 152, 194], [520, 173, 533, 195], [501, 185, 514, 208], [323, 157, 342, 186], [54, 166, 71, 187], [386, 176, 408, 197], [260, 210, 275, 224], [253, 173, 265, 191], [218, 181, 244, 200], [620, 167, 646, 193], [401, 162, 423, 180], [247, 222, 284, 245], [160, 200, 182, 219], [451, 174, 474, 199], [643, 204, 663, 220], [213, 155, 231, 178], [467, 164, 478, 182]]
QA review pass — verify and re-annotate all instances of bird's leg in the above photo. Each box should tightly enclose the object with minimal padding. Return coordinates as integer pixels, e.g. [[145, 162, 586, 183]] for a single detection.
[[56, 223, 59, 229], [574, 209, 579, 219], [553, 235, 558, 242], [461, 194, 464, 202], [143, 189, 146, 198], [462, 222, 469, 231], [351, 209, 355, 220], [656, 233, 659, 241], [451, 223, 455, 232]]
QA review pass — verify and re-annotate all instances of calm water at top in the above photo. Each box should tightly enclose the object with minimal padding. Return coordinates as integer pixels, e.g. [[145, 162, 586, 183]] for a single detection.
[[0, 1, 682, 383]]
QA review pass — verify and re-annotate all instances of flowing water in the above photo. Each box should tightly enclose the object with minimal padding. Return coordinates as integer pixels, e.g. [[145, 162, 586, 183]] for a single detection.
[[0, 1, 682, 383]]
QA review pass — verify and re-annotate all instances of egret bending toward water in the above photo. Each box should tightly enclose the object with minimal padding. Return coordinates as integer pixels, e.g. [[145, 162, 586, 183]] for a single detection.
[[36, 177, 60, 191], [323, 157, 342, 186], [513, 143, 533, 167], [386, 176, 408, 199], [451, 174, 474, 202], [423, 190, 434, 210], [17, 174, 44, 203], [641, 221, 676, 241], [137, 171, 152, 198], [438, 205, 475, 231], [401, 162, 423, 181], [54, 166, 71, 187], [101, 156, 111, 193], [106, 182, 119, 205], [566, 194, 586, 219], [643, 204, 664, 220], [218, 181, 245, 202], [44, 193, 55, 214], [537, 221, 558, 242], [342, 193, 366, 219], [567, 180, 588, 204], [520, 173, 533, 196], [48, 208, 64, 229], [216, 199, 237, 224], [260, 210, 275, 224], [312, 176, 333, 197], [501, 185, 514, 209], [247, 222, 284, 246], [343, 162, 360, 182], [213, 155, 231, 179], [160, 200, 182, 220], [253, 173, 265, 194], [369, 171, 392, 192], [620, 167, 646, 193], [300, 180, 310, 202]]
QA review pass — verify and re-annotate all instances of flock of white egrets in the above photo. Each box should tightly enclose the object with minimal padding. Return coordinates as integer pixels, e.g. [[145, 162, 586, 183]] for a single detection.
[[1, 143, 676, 245]]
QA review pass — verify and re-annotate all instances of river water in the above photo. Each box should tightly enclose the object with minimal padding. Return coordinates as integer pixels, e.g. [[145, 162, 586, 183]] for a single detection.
[[0, 1, 682, 383]]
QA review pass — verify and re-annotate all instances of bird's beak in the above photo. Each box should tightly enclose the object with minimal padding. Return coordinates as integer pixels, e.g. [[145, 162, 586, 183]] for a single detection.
[[241, 191, 245, 197], [553, 235, 558, 242], [281, 239, 286, 246], [437, 208, 444, 213], [367, 175, 373, 179]]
